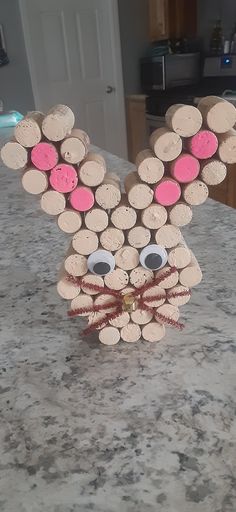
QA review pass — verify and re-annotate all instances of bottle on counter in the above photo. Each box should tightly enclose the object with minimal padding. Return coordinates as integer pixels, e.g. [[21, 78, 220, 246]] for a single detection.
[[230, 22, 236, 53], [210, 19, 223, 54], [223, 40, 230, 54]]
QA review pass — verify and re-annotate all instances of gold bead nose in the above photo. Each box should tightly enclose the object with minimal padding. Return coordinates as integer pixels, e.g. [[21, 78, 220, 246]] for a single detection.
[[122, 294, 137, 313]]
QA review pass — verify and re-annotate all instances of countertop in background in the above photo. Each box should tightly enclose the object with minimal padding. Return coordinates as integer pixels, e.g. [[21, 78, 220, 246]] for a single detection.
[[0, 143, 236, 512]]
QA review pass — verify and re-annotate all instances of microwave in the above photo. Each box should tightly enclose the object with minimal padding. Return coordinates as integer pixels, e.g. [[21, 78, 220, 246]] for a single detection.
[[140, 53, 200, 92]]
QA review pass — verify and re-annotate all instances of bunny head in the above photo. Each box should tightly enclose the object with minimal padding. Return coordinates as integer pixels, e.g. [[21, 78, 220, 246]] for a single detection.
[[1, 98, 236, 345]]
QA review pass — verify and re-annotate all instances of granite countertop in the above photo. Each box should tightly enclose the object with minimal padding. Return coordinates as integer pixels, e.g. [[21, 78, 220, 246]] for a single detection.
[[0, 142, 236, 512]]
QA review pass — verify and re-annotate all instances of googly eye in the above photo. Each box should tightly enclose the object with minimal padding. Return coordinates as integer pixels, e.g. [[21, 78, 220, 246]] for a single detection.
[[139, 244, 168, 271], [87, 250, 115, 276]]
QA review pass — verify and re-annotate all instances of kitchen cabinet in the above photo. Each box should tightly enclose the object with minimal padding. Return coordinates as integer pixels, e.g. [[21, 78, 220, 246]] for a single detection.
[[148, 0, 197, 42], [149, 0, 169, 41], [208, 165, 236, 209], [126, 95, 147, 163]]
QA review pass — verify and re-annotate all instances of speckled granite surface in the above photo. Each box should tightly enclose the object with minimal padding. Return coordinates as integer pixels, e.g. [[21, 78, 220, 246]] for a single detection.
[[0, 140, 236, 512]]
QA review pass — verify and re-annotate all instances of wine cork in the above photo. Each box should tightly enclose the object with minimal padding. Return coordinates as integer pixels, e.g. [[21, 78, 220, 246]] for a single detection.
[[94, 294, 117, 313], [69, 186, 95, 212], [14, 112, 43, 147], [141, 204, 167, 229], [120, 323, 141, 343], [1, 141, 28, 170], [218, 130, 236, 164], [115, 246, 139, 271], [183, 180, 209, 206], [170, 154, 200, 183], [104, 269, 129, 291], [31, 142, 59, 171], [85, 208, 108, 232], [154, 178, 181, 206], [88, 311, 106, 330], [135, 149, 164, 184], [42, 104, 75, 141], [81, 274, 104, 295], [72, 128, 90, 147], [57, 271, 81, 300], [100, 227, 125, 252], [64, 252, 88, 277], [188, 130, 218, 160], [150, 127, 182, 162], [155, 224, 181, 249], [179, 253, 203, 287], [72, 229, 98, 255], [120, 286, 135, 296], [142, 322, 166, 342], [79, 152, 106, 187], [99, 326, 121, 345], [22, 168, 48, 195], [197, 96, 236, 134], [49, 163, 78, 193], [124, 172, 153, 209], [129, 266, 153, 288], [40, 190, 66, 215], [155, 266, 179, 289], [60, 128, 89, 164], [127, 226, 151, 249], [143, 285, 166, 307], [156, 304, 180, 323], [70, 294, 93, 316], [57, 209, 82, 234], [167, 285, 191, 306], [110, 311, 130, 328], [95, 175, 121, 209], [111, 195, 137, 230], [168, 203, 193, 227], [165, 104, 202, 137], [131, 308, 153, 325], [200, 159, 227, 186], [142, 322, 166, 343], [168, 244, 192, 269]]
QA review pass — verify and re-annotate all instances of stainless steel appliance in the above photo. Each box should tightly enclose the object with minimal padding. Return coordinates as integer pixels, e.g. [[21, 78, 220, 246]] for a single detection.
[[203, 55, 236, 77], [194, 55, 236, 107], [140, 53, 200, 93]]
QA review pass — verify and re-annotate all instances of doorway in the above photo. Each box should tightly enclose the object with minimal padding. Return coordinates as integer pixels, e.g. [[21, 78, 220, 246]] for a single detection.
[[19, 0, 127, 158]]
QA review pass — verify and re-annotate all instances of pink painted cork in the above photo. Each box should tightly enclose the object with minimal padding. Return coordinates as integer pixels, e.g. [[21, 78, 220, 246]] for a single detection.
[[188, 130, 218, 159], [49, 163, 78, 193], [69, 186, 95, 212], [154, 178, 181, 206], [170, 153, 200, 183], [31, 142, 58, 171]]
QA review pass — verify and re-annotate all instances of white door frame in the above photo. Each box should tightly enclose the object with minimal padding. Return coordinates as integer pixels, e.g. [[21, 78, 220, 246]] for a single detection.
[[19, 0, 128, 159]]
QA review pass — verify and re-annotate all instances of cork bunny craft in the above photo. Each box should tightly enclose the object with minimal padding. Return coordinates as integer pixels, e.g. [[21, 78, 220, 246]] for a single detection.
[[1, 97, 236, 344]]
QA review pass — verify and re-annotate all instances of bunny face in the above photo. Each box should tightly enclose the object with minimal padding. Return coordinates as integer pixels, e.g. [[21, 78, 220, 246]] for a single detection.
[[2, 98, 236, 344], [62, 189, 195, 343]]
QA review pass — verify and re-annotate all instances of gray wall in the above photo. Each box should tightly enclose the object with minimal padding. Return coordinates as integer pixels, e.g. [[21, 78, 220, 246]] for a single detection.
[[198, 0, 236, 50], [0, 0, 34, 113], [118, 0, 149, 95]]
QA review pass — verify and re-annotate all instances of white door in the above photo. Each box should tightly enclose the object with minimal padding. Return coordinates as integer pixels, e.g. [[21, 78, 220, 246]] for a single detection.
[[19, 0, 127, 158]]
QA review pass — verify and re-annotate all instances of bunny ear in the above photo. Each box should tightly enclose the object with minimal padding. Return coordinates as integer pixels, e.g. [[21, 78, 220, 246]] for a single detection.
[[0, 105, 123, 235], [134, 97, 236, 227]]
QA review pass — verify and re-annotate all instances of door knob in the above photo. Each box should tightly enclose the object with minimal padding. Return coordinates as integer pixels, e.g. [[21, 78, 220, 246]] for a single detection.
[[106, 85, 115, 93]]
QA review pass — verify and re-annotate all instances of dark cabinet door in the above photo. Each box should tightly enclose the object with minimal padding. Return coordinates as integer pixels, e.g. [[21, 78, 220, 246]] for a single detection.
[[149, 0, 197, 42]]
